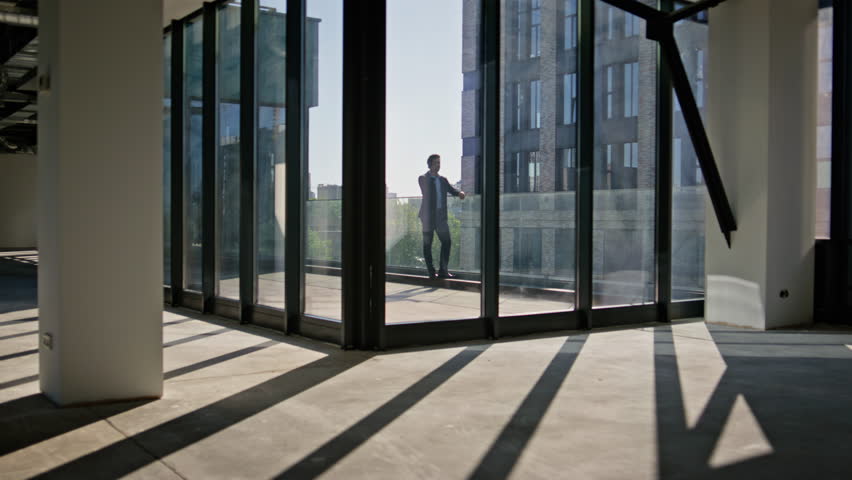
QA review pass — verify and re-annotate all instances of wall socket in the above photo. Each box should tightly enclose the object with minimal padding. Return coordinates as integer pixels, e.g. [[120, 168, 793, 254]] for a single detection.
[[41, 333, 53, 350]]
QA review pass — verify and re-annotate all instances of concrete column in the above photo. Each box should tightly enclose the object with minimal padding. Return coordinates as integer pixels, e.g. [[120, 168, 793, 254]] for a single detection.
[[38, 0, 164, 405], [705, 0, 817, 329]]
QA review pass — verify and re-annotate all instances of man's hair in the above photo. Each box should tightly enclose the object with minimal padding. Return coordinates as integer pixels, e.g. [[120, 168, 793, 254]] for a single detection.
[[427, 154, 440, 167]]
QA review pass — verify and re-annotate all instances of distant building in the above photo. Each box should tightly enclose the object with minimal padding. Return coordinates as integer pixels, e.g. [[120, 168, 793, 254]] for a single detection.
[[457, 0, 709, 302], [317, 184, 343, 200]]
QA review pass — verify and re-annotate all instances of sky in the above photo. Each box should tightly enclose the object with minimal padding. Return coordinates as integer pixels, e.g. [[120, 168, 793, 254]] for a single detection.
[[305, 0, 464, 197]]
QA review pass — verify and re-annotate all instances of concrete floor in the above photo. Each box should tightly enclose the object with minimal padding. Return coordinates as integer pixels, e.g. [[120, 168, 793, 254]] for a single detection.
[[2, 251, 852, 479]]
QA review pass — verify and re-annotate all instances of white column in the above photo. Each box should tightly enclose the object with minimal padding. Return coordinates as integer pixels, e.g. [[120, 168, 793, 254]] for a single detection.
[[38, 0, 164, 405], [705, 0, 817, 329]]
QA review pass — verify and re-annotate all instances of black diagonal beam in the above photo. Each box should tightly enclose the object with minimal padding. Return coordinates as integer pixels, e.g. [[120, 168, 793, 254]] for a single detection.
[[668, 0, 723, 23], [600, 0, 664, 23], [600, 0, 736, 246], [658, 32, 736, 246]]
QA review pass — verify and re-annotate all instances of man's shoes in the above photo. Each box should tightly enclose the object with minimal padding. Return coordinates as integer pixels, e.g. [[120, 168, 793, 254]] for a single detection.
[[427, 270, 438, 280], [437, 271, 456, 279]]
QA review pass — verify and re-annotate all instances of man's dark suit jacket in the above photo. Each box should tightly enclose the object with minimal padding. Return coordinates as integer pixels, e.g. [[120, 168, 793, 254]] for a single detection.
[[418, 171, 461, 232]]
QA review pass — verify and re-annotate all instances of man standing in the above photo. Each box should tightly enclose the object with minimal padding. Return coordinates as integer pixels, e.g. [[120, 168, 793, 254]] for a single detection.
[[418, 154, 465, 279]]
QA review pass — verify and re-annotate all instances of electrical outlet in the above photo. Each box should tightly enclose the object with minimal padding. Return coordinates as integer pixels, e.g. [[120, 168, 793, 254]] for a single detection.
[[41, 333, 53, 350]]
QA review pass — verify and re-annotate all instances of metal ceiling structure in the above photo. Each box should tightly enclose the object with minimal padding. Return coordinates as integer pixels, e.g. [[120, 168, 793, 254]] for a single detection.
[[0, 1, 38, 154]]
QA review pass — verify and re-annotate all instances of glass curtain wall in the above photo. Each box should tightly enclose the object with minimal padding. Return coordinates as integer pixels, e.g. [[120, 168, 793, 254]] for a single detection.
[[185, 16, 204, 292], [498, 0, 577, 316], [164, 34, 172, 286], [592, 1, 655, 307], [671, 5, 707, 302], [163, 0, 716, 344], [305, 0, 344, 320], [384, 0, 482, 323], [256, 0, 287, 309], [817, 0, 833, 239], [216, 3, 242, 300]]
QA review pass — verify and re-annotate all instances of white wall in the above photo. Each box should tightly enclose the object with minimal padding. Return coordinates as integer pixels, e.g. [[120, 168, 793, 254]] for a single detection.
[[0, 154, 37, 248], [706, 0, 816, 329]]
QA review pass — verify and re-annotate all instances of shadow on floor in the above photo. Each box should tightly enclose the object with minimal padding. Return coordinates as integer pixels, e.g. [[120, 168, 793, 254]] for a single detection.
[[654, 324, 852, 480]]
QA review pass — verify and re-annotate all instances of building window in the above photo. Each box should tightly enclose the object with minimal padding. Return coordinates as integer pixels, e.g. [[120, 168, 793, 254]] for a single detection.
[[673, 137, 682, 188], [696, 159, 704, 185], [516, 1, 525, 60], [624, 12, 640, 37], [505, 151, 540, 193], [623, 142, 638, 168], [564, 0, 577, 49], [506, 152, 522, 193], [696, 49, 705, 108], [605, 143, 613, 188], [531, 0, 541, 58], [624, 62, 639, 117], [607, 6, 614, 40], [621, 142, 638, 189], [530, 79, 541, 129], [528, 151, 541, 192], [606, 65, 614, 119], [563, 73, 577, 125], [558, 147, 577, 191], [514, 82, 523, 131]]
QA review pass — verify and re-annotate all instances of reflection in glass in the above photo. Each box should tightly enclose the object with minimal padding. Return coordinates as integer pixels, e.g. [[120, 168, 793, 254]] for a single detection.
[[383, 0, 481, 323], [164, 34, 172, 286], [672, 7, 707, 302], [184, 17, 204, 292], [256, 0, 287, 309], [593, 1, 655, 307], [216, 4, 241, 299], [305, 0, 343, 320], [498, 0, 576, 316]]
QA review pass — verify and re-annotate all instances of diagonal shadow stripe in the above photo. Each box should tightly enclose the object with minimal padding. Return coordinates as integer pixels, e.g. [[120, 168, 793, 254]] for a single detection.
[[0, 349, 37, 362], [276, 344, 490, 480], [0, 330, 37, 341], [31, 351, 371, 479], [163, 327, 230, 348], [0, 317, 37, 327], [0, 374, 38, 391], [163, 317, 196, 327], [654, 325, 698, 479], [0, 340, 280, 392], [165, 340, 279, 380], [654, 325, 739, 478], [467, 335, 587, 480]]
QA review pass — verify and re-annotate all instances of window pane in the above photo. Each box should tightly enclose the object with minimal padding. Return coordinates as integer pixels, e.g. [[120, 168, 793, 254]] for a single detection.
[[256, 0, 286, 309], [164, 34, 172, 286], [384, 0, 481, 323], [817, 3, 832, 239], [184, 17, 204, 292], [216, 4, 241, 300], [672, 7, 708, 302], [305, 0, 343, 320], [499, 0, 577, 316], [593, 2, 655, 307]]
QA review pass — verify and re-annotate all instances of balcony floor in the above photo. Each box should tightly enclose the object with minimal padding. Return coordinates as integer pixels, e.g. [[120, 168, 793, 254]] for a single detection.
[[219, 273, 575, 323]]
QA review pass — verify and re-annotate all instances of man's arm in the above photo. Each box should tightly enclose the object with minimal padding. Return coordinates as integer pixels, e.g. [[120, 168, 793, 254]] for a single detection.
[[444, 177, 460, 196], [443, 177, 465, 200]]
